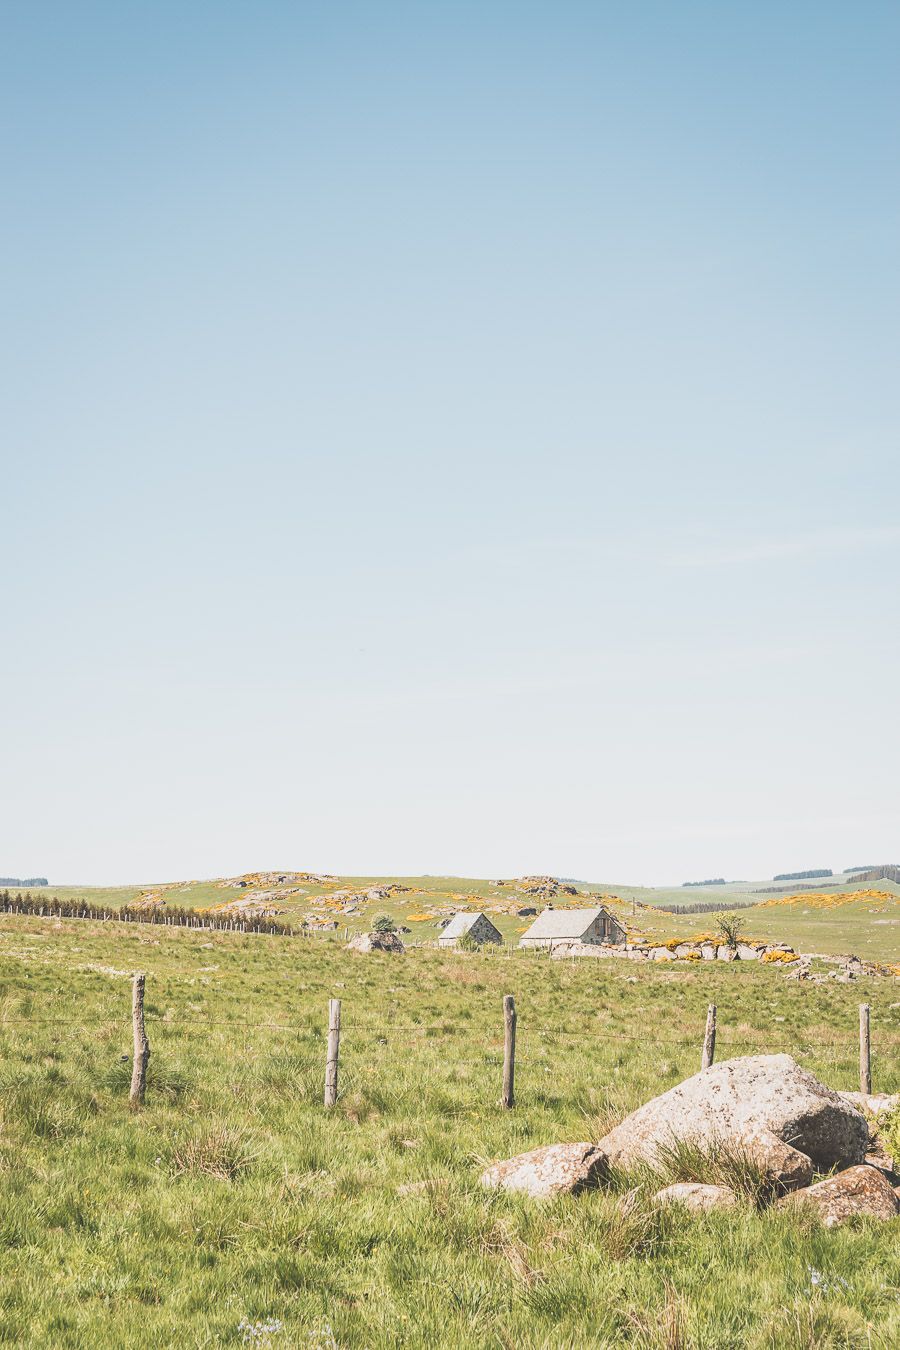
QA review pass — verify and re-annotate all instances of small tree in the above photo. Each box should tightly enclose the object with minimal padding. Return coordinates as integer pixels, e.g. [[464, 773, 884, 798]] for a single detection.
[[371, 913, 396, 933], [455, 931, 477, 953], [716, 912, 745, 950]]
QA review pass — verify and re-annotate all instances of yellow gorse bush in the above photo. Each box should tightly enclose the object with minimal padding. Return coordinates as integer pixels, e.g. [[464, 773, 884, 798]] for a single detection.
[[758, 889, 895, 910]]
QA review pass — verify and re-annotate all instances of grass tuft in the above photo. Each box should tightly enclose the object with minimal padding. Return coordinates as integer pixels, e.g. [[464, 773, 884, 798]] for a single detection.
[[170, 1122, 258, 1181]]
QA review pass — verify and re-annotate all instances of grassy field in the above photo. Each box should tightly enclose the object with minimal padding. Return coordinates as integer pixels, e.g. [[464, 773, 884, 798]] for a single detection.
[[7, 872, 900, 961], [1, 912, 898, 1347]]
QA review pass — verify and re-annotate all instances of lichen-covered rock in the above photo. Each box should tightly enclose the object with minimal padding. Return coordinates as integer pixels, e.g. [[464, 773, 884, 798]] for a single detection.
[[653, 1183, 738, 1213], [595, 1055, 868, 1180], [479, 1142, 608, 1197], [778, 1165, 900, 1227], [739, 1128, 814, 1190], [837, 1091, 899, 1119], [346, 931, 405, 954]]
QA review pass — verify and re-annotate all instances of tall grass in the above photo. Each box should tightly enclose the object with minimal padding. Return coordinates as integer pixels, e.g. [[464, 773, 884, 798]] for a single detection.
[[0, 913, 897, 1347]]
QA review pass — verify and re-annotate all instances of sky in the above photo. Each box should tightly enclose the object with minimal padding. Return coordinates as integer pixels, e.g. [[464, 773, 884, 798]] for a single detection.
[[2, 2, 899, 887]]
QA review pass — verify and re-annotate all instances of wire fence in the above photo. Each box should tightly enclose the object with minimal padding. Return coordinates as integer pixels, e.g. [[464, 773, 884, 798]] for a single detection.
[[0, 983, 895, 1106]]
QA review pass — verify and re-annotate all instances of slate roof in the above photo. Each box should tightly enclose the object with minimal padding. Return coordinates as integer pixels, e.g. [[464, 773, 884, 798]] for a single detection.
[[519, 907, 608, 940], [441, 911, 491, 939]]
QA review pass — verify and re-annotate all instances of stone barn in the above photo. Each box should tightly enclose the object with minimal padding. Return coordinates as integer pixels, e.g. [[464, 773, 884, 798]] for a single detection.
[[518, 906, 626, 951], [438, 912, 503, 948]]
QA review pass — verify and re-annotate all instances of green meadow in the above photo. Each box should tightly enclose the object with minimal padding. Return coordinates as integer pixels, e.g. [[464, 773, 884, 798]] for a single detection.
[[0, 912, 898, 1348], [6, 872, 900, 961]]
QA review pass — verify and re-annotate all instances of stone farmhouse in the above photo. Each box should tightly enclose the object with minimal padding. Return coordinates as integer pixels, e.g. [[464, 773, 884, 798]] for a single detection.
[[438, 912, 503, 948], [518, 905, 626, 951]]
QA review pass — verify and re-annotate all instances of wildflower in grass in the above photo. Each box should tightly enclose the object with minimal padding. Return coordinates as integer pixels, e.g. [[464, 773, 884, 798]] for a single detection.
[[238, 1317, 284, 1345], [807, 1267, 849, 1295]]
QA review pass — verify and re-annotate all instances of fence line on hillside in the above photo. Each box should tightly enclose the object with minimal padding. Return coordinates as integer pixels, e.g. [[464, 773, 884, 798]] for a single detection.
[[0, 891, 315, 937]]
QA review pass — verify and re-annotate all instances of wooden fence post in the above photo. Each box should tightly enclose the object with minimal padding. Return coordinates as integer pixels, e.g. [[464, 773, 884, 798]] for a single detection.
[[324, 998, 341, 1107], [129, 973, 150, 1107], [701, 1004, 716, 1070], [501, 994, 516, 1108], [859, 1003, 871, 1095]]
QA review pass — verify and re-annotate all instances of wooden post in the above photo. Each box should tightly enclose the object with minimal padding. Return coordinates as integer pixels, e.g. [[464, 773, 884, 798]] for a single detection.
[[701, 1003, 716, 1070], [501, 995, 516, 1108], [129, 973, 150, 1107], [324, 998, 341, 1107], [859, 1003, 871, 1096]]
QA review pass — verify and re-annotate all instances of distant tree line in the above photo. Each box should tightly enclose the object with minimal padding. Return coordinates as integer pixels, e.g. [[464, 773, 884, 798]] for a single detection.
[[649, 899, 759, 916], [681, 878, 726, 888], [844, 865, 900, 885], [0, 891, 314, 937], [845, 865, 874, 874], [772, 869, 832, 882], [0, 877, 48, 887]]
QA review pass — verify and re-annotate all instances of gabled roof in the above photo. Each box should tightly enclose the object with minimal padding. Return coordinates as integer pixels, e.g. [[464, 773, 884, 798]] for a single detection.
[[519, 906, 608, 940], [441, 911, 494, 939]]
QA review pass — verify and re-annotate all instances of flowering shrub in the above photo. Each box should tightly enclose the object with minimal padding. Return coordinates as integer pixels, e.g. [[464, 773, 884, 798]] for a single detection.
[[758, 889, 895, 910]]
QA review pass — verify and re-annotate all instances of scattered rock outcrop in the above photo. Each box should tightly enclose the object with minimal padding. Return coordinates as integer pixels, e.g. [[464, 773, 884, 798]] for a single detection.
[[479, 1143, 608, 1197], [550, 939, 798, 964], [208, 896, 287, 919], [514, 876, 580, 898], [475, 1057, 898, 1230], [595, 1055, 868, 1178], [778, 1165, 900, 1227]]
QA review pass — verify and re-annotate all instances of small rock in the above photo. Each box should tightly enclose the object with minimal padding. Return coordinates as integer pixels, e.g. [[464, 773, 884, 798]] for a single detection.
[[653, 1183, 738, 1213], [837, 1091, 900, 1119], [740, 1128, 814, 1191], [778, 1165, 900, 1227], [479, 1142, 608, 1198]]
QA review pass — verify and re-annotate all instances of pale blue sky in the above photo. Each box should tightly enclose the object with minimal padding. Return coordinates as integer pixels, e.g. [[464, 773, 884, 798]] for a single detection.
[[2, 2, 898, 886]]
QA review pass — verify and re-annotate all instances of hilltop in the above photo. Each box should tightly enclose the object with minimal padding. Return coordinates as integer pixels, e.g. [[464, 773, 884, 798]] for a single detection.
[[5, 869, 899, 961]]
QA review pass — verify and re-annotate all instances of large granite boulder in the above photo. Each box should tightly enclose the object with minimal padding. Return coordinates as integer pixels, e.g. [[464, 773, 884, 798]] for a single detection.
[[596, 1055, 868, 1182], [778, 1165, 900, 1227], [346, 931, 405, 954], [479, 1142, 608, 1198]]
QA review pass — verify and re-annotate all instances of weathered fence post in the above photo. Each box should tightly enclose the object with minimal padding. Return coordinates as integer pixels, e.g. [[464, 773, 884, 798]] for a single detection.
[[129, 973, 150, 1107], [701, 1003, 717, 1070], [859, 1003, 871, 1095], [501, 994, 516, 1109], [324, 998, 341, 1107]]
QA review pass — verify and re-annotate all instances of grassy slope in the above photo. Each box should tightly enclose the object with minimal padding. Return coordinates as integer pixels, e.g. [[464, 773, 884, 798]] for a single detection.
[[0, 914, 898, 1347], [7, 874, 900, 960]]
